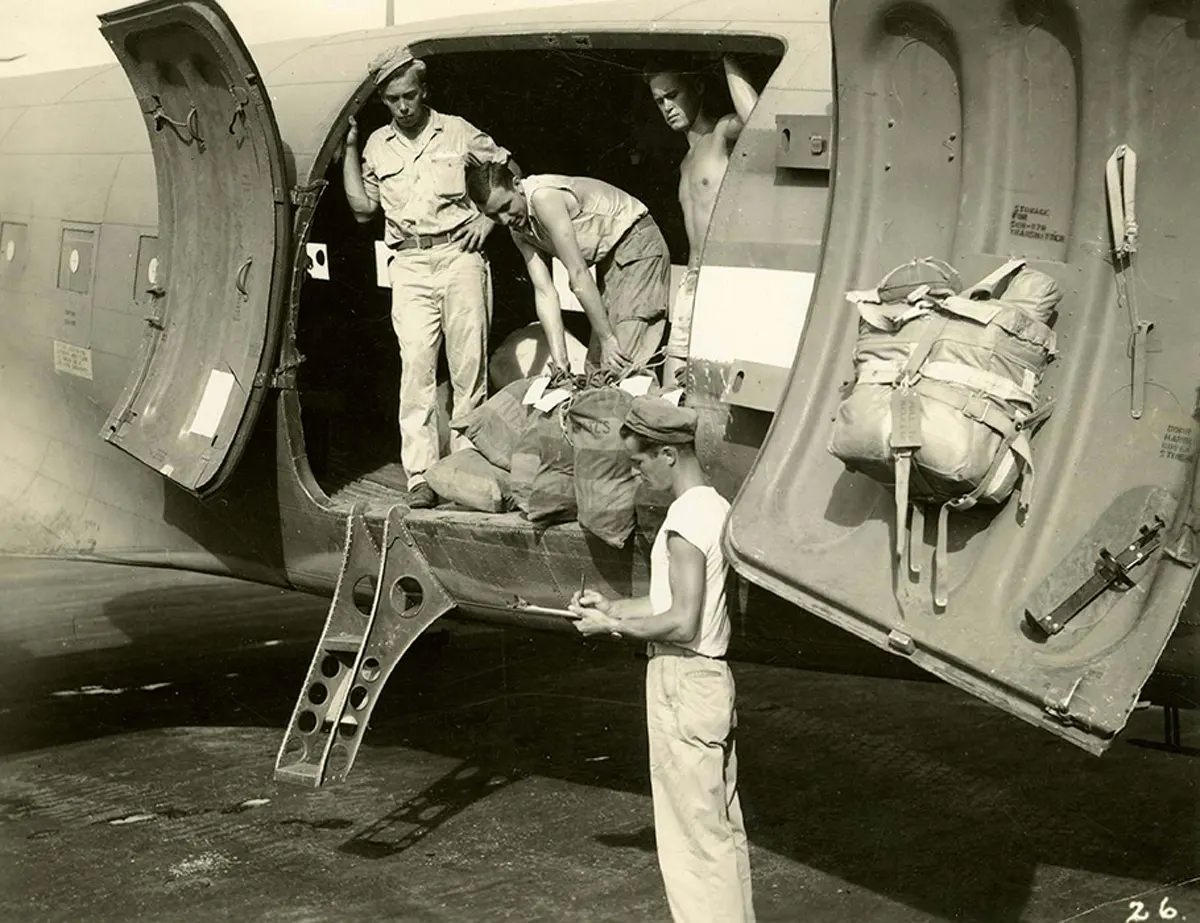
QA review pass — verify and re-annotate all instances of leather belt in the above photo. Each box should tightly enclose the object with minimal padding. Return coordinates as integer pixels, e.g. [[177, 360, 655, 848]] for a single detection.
[[391, 231, 455, 251], [646, 641, 725, 661]]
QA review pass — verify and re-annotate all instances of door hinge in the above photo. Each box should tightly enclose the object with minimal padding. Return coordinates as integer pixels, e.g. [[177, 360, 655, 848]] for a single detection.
[[291, 181, 328, 209], [1043, 676, 1084, 726], [143, 292, 166, 330], [255, 354, 306, 390]]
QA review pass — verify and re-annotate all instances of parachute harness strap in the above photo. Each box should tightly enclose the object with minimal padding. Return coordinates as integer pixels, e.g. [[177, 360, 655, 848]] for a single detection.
[[1105, 144, 1151, 419]]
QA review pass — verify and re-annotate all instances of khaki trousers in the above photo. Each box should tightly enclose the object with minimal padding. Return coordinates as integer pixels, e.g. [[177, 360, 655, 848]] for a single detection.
[[646, 652, 754, 923], [389, 243, 490, 489], [587, 215, 669, 371]]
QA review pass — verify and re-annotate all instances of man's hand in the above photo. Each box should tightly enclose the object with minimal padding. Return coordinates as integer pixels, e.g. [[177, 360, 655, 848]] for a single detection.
[[570, 590, 622, 638], [599, 335, 632, 372], [571, 595, 624, 638], [335, 116, 360, 164], [571, 588, 612, 613], [453, 214, 495, 252]]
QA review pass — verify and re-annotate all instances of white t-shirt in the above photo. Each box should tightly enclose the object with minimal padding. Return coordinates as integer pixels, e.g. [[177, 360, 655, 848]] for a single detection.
[[648, 485, 732, 658]]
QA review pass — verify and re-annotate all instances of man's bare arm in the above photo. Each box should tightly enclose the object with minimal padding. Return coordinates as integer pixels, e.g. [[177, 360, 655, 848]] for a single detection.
[[529, 187, 630, 369], [721, 56, 759, 142], [513, 233, 570, 370], [610, 535, 705, 643], [571, 536, 705, 643], [342, 117, 378, 223]]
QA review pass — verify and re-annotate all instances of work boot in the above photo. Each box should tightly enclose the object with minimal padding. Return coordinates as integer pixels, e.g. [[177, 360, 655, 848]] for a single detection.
[[407, 482, 438, 509]]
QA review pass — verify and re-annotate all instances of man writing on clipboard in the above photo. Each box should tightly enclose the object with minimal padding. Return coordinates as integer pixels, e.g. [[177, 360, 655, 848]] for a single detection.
[[568, 396, 754, 923]]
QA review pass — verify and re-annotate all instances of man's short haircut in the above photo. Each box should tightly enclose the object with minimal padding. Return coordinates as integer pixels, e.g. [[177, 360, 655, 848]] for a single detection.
[[642, 64, 704, 92], [465, 160, 517, 210]]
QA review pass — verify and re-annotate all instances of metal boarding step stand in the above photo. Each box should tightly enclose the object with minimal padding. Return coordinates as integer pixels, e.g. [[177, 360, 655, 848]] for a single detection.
[[275, 503, 456, 787]]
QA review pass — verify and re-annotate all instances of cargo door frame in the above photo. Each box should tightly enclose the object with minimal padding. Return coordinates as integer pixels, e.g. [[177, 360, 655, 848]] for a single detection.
[[100, 0, 290, 496]]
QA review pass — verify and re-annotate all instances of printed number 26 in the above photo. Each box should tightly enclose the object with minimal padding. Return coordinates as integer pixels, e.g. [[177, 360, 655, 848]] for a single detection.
[[1127, 897, 1179, 922]]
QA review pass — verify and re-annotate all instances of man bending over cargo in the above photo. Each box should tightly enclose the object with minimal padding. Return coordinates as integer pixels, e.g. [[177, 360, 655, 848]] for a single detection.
[[646, 56, 759, 384], [570, 397, 753, 923], [465, 163, 669, 374]]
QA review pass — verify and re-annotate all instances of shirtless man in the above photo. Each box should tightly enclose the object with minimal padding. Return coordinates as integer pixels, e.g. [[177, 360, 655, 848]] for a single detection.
[[647, 57, 759, 384]]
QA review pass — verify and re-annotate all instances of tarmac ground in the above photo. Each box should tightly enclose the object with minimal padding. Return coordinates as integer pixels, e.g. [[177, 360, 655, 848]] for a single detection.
[[0, 558, 1197, 922]]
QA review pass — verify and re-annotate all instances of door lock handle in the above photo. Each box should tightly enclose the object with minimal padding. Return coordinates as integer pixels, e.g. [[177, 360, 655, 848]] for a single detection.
[[235, 257, 253, 301]]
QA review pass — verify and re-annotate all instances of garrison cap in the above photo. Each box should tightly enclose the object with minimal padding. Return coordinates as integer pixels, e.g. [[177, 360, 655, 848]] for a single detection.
[[368, 45, 418, 86], [623, 396, 698, 445]]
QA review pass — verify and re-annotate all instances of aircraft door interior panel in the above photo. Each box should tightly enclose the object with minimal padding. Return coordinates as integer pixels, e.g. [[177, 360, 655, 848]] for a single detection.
[[726, 0, 1200, 755], [97, 0, 290, 496]]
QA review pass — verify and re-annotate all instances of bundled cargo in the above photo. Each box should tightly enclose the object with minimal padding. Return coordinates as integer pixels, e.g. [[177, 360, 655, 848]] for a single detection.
[[567, 386, 638, 548], [424, 448, 514, 513], [828, 257, 1061, 606], [449, 378, 535, 471], [511, 404, 577, 525]]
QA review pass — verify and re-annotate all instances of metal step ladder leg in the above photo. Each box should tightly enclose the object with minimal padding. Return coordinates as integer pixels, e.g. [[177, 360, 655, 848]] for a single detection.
[[275, 503, 456, 787]]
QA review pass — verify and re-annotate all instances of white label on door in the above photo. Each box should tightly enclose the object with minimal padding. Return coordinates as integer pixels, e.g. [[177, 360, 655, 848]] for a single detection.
[[53, 340, 93, 380], [188, 369, 236, 439]]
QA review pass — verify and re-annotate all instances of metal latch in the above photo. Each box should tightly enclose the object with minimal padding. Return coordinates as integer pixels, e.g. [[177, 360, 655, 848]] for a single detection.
[[720, 360, 789, 412], [1043, 676, 1083, 725], [776, 115, 833, 170], [1025, 517, 1165, 637], [887, 629, 915, 655]]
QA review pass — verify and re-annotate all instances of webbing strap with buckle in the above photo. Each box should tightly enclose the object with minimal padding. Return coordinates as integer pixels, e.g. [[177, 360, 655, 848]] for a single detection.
[[930, 400, 1054, 606], [1105, 144, 1152, 420]]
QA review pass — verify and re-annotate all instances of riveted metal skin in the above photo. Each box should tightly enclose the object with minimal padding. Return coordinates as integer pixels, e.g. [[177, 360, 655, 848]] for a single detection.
[[275, 503, 455, 786]]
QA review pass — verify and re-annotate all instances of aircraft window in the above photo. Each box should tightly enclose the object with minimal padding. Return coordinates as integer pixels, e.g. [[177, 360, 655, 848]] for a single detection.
[[57, 225, 97, 295], [0, 222, 28, 282], [134, 235, 160, 300]]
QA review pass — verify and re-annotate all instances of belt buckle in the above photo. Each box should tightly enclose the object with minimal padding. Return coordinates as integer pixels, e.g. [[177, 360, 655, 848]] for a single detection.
[[961, 395, 990, 423], [413, 233, 429, 250]]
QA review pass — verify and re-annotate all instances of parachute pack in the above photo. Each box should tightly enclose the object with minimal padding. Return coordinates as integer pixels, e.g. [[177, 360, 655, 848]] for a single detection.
[[828, 257, 1062, 606]]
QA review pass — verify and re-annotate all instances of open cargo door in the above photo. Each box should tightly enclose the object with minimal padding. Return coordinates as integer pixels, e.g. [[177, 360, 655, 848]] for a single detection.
[[99, 0, 290, 495], [725, 0, 1200, 754]]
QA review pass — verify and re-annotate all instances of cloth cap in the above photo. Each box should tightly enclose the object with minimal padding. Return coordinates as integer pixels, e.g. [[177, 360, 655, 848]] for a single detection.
[[369, 46, 417, 87], [623, 396, 698, 445]]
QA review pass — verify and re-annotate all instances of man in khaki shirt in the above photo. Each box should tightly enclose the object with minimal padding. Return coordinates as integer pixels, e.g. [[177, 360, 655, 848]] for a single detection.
[[342, 46, 511, 507]]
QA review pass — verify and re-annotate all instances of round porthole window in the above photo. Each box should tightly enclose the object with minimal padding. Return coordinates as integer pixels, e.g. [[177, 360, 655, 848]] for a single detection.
[[69, 249, 80, 273], [148, 256, 159, 285], [4, 240, 13, 262]]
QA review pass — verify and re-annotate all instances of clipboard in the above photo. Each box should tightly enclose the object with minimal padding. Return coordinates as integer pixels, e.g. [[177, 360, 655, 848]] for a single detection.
[[512, 603, 581, 620]]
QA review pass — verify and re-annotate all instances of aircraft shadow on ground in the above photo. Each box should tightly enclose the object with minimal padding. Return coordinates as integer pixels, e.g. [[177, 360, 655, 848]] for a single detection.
[[4, 581, 1197, 923]]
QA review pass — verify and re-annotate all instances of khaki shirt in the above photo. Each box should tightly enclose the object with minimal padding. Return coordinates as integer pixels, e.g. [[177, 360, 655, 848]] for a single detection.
[[361, 109, 509, 244]]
